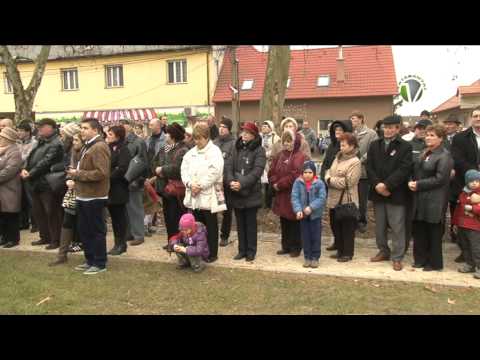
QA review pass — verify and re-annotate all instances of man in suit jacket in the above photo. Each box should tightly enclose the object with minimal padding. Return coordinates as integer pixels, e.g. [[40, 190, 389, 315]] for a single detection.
[[451, 106, 480, 262], [367, 114, 413, 271]]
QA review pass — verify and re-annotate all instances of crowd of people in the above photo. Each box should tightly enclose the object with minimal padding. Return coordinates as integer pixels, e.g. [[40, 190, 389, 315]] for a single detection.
[[1, 107, 480, 279]]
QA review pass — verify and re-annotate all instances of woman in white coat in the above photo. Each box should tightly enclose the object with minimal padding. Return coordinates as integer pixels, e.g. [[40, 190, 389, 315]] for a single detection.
[[181, 122, 225, 263]]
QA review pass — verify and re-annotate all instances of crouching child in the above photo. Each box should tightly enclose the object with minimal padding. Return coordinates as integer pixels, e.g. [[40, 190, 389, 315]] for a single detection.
[[452, 169, 480, 279], [291, 160, 327, 268], [169, 213, 209, 273]]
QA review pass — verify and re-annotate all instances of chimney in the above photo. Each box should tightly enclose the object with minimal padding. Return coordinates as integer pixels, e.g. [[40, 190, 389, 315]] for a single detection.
[[337, 45, 345, 83]]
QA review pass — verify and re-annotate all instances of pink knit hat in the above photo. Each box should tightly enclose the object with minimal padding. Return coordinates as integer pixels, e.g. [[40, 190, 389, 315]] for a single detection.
[[179, 213, 196, 231]]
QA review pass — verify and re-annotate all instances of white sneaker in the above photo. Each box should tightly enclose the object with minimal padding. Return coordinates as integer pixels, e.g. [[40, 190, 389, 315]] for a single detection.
[[74, 263, 90, 271], [83, 266, 107, 275]]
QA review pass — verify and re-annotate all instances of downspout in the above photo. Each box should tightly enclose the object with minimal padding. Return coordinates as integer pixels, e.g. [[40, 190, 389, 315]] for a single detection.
[[206, 51, 211, 113]]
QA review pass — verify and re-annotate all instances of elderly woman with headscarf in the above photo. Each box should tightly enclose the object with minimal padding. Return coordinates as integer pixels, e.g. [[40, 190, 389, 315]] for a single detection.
[[0, 128, 23, 248]]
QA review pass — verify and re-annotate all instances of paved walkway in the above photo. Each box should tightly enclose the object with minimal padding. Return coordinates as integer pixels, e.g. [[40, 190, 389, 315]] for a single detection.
[[6, 228, 480, 289]]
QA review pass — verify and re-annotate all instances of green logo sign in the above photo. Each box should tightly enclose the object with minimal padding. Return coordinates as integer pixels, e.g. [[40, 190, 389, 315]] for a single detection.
[[399, 75, 427, 103]]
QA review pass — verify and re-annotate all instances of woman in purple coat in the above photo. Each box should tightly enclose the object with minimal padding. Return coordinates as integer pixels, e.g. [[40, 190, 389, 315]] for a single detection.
[[169, 213, 209, 273]]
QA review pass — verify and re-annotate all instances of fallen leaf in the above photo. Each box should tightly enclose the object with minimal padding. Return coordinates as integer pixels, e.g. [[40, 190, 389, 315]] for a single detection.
[[372, 283, 380, 288], [447, 298, 456, 305], [36, 296, 52, 306], [424, 285, 438, 293]]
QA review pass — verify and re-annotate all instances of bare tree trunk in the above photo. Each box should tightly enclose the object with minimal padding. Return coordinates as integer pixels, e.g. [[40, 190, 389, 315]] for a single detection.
[[259, 46, 290, 132], [0, 45, 51, 124]]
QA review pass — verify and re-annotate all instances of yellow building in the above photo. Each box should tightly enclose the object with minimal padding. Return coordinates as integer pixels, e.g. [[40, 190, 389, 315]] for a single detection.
[[0, 45, 226, 123]]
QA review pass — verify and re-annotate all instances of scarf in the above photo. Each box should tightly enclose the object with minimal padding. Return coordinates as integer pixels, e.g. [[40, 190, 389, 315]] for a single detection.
[[164, 142, 175, 153]]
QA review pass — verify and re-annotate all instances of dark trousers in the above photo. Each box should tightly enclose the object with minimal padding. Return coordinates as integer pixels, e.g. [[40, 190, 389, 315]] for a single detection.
[[31, 191, 64, 245], [108, 204, 128, 249], [78, 199, 108, 269], [193, 209, 218, 259], [162, 195, 186, 239], [263, 183, 273, 209], [221, 207, 233, 240], [358, 179, 370, 225], [457, 228, 480, 268], [412, 220, 443, 269], [0, 212, 20, 244], [280, 217, 302, 253], [329, 208, 356, 258], [301, 217, 322, 260], [234, 207, 258, 257]]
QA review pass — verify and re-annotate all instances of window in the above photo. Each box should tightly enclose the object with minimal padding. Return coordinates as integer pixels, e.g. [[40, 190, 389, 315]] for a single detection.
[[167, 59, 187, 84], [105, 65, 124, 88], [317, 75, 330, 87], [241, 79, 254, 90], [319, 120, 332, 131], [61, 68, 79, 91], [4, 73, 13, 93]]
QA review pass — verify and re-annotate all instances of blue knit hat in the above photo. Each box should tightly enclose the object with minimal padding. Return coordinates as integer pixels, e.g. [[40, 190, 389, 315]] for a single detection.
[[303, 160, 317, 176], [464, 169, 480, 192]]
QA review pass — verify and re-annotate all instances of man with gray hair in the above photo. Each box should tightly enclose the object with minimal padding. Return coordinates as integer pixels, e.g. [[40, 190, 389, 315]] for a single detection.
[[120, 119, 149, 246]]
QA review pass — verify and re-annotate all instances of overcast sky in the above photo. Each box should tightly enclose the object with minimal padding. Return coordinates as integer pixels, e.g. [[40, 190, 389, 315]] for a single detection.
[[255, 46, 480, 116]]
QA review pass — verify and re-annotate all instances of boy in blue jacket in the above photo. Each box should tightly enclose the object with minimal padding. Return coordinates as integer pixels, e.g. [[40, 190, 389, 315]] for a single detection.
[[291, 161, 327, 268]]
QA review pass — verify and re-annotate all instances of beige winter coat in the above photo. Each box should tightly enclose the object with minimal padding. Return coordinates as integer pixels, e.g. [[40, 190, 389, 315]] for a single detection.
[[324, 150, 361, 209], [0, 144, 22, 213]]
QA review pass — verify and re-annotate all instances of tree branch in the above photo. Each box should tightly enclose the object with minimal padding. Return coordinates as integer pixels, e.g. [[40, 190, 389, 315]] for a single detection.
[[26, 45, 51, 98]]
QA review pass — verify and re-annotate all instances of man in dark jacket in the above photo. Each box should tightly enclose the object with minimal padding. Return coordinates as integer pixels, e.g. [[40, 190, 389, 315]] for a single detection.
[[443, 113, 462, 245], [451, 106, 480, 262], [320, 119, 353, 181], [120, 119, 149, 246], [367, 115, 413, 271], [214, 116, 236, 246], [224, 122, 266, 261], [22, 118, 65, 249]]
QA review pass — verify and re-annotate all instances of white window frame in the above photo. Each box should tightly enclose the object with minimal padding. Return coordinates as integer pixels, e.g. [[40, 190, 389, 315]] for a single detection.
[[105, 64, 124, 88], [317, 75, 330, 87], [4, 72, 13, 94], [167, 59, 187, 84], [61, 68, 79, 91], [241, 79, 254, 90], [286, 78, 291, 88]]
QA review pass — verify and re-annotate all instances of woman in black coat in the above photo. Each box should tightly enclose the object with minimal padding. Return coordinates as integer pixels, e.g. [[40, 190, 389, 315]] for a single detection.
[[320, 120, 353, 182], [153, 123, 190, 244], [408, 125, 453, 271], [224, 122, 266, 262], [106, 126, 131, 255]]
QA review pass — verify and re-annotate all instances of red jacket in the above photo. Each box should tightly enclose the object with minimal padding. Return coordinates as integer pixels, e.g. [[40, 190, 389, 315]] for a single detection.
[[268, 134, 306, 220], [452, 190, 480, 232]]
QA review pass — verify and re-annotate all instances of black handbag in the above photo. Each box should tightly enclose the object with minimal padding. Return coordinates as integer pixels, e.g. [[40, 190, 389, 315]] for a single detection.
[[45, 162, 67, 194], [333, 179, 359, 222]]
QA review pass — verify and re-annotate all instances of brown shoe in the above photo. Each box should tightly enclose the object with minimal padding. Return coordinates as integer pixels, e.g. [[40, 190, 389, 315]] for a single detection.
[[129, 239, 144, 246], [393, 261, 403, 271], [370, 252, 390, 262]]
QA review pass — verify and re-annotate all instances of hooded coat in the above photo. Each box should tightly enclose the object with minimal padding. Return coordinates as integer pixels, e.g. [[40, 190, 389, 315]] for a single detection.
[[268, 133, 306, 220], [224, 135, 266, 209], [320, 120, 353, 180], [170, 222, 210, 260], [0, 144, 22, 213]]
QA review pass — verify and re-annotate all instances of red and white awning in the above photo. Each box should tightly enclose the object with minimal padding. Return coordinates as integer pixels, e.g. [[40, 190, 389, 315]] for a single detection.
[[82, 109, 158, 125]]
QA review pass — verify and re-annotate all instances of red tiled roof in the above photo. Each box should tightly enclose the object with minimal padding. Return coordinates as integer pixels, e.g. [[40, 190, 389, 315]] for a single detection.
[[432, 79, 480, 113], [213, 45, 398, 103]]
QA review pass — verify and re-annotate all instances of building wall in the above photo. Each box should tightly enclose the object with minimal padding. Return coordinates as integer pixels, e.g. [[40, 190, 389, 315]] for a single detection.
[[214, 95, 394, 132], [0, 48, 216, 117]]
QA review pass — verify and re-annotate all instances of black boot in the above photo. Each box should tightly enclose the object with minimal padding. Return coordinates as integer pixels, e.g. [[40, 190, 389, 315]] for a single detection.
[[108, 237, 127, 256]]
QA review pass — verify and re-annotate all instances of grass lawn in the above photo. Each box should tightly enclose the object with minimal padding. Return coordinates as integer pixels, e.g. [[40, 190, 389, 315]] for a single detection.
[[1, 250, 480, 315]]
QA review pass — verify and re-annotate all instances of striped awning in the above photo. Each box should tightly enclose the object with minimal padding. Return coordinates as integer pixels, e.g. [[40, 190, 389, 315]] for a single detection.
[[82, 108, 157, 125]]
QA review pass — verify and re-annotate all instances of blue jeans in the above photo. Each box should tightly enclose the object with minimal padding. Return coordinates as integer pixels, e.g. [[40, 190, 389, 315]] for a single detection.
[[77, 199, 108, 269], [301, 217, 322, 261]]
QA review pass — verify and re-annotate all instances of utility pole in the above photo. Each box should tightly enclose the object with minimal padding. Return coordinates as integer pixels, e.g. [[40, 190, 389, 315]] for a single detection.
[[230, 46, 241, 133]]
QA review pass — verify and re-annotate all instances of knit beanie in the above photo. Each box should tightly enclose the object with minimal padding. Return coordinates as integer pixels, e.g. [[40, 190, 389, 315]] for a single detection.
[[0, 127, 18, 143], [280, 117, 298, 131], [179, 213, 196, 231], [220, 116, 233, 132], [62, 122, 81, 138], [303, 160, 317, 176], [465, 169, 480, 191]]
